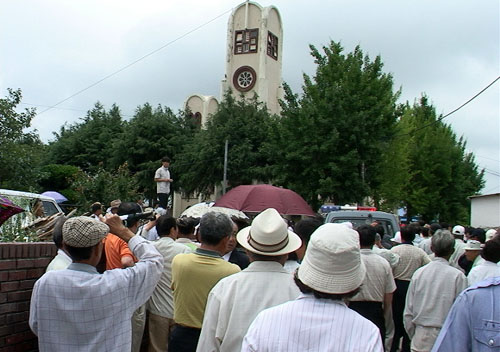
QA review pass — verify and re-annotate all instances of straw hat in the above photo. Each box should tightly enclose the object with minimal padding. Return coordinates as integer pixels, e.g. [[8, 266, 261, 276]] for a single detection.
[[63, 216, 109, 248], [297, 223, 366, 294], [237, 208, 302, 256]]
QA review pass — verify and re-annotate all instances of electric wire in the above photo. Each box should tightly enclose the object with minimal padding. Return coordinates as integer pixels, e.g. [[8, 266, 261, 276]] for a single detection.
[[36, 8, 233, 116], [394, 76, 499, 138]]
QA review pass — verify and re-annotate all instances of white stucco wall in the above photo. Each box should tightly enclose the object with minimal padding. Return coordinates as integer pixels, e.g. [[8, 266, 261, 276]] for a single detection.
[[470, 193, 500, 228], [222, 1, 283, 115]]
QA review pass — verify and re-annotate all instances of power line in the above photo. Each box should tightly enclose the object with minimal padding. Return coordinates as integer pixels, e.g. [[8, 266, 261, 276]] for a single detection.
[[472, 154, 500, 163], [395, 76, 500, 138], [36, 7, 233, 116], [21, 102, 135, 118], [483, 168, 500, 177]]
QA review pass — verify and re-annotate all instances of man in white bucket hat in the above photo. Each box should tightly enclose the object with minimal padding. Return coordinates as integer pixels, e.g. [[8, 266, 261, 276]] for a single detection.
[[242, 223, 383, 352], [196, 208, 302, 352]]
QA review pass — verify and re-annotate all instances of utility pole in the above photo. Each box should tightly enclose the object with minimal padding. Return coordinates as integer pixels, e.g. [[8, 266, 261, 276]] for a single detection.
[[223, 140, 228, 194]]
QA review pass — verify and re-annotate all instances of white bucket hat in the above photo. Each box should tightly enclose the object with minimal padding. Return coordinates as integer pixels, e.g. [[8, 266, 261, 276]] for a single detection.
[[297, 223, 366, 294], [464, 239, 482, 251], [237, 208, 302, 256]]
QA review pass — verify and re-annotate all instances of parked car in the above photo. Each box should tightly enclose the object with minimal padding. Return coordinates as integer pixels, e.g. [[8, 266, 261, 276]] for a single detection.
[[0, 189, 63, 241], [325, 210, 400, 238]]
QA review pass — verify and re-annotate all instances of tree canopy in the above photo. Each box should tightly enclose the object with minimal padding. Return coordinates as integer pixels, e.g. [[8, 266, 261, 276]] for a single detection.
[[175, 92, 275, 197], [0, 89, 45, 190], [270, 41, 400, 210], [377, 96, 484, 223], [1, 40, 486, 225]]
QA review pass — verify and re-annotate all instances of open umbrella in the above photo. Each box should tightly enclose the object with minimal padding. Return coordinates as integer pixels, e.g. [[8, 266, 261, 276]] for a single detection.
[[41, 191, 68, 203], [180, 201, 249, 220], [0, 197, 25, 227], [214, 184, 316, 216]]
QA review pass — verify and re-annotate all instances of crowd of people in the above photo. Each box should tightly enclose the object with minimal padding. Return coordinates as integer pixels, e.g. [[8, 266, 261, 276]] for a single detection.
[[29, 196, 500, 352]]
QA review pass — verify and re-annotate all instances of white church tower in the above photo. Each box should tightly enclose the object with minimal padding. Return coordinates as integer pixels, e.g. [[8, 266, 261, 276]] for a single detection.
[[221, 1, 284, 115], [185, 1, 284, 124]]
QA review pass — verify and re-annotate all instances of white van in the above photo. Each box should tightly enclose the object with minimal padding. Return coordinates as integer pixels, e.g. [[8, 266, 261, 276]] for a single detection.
[[0, 189, 64, 241]]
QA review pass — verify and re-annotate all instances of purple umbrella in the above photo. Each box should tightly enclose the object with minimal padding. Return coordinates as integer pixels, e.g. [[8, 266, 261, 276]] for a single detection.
[[41, 191, 68, 203], [0, 197, 25, 227]]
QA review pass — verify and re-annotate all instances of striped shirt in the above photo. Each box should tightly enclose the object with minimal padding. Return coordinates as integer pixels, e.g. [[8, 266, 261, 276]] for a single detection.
[[242, 294, 383, 352]]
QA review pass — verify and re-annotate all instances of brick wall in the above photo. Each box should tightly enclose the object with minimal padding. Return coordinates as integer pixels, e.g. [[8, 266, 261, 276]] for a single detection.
[[0, 243, 56, 352]]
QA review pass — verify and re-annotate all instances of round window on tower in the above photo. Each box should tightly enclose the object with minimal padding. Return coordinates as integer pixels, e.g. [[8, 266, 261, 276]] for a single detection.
[[233, 66, 257, 92]]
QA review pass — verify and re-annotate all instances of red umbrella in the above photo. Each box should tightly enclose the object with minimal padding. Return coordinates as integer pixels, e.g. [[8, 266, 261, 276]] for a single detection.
[[0, 197, 25, 227], [214, 184, 316, 216]]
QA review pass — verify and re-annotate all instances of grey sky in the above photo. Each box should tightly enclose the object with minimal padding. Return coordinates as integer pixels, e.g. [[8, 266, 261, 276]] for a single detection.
[[1, 0, 498, 193]]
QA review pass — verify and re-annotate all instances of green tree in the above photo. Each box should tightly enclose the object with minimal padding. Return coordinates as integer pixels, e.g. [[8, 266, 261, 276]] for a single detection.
[[70, 163, 140, 212], [271, 41, 399, 210], [48, 102, 124, 170], [175, 92, 275, 197], [0, 88, 45, 191], [111, 103, 197, 200], [378, 96, 484, 223]]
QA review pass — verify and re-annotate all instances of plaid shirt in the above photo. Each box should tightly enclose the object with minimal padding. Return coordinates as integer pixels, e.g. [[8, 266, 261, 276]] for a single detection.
[[29, 236, 163, 352]]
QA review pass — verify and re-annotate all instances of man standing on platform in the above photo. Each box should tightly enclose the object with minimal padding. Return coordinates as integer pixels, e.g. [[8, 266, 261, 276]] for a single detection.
[[154, 156, 173, 210]]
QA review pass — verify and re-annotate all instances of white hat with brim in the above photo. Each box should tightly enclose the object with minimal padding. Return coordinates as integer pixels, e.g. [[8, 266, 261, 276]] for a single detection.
[[464, 240, 482, 251], [298, 223, 366, 294], [237, 208, 302, 256]]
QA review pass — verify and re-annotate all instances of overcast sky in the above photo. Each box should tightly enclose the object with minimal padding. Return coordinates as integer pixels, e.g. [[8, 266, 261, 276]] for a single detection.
[[1, 0, 498, 194]]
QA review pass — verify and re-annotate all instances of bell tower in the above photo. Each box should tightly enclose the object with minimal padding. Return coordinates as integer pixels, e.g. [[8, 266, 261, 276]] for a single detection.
[[221, 1, 284, 115]]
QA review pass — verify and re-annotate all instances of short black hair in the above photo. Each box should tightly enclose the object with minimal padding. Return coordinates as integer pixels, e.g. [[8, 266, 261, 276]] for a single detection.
[[161, 156, 171, 163], [177, 216, 198, 236], [199, 212, 232, 245], [439, 222, 449, 230], [293, 272, 360, 301], [294, 218, 322, 246], [400, 226, 415, 243], [91, 202, 102, 213], [481, 237, 500, 263], [52, 216, 67, 249], [421, 227, 430, 237], [66, 245, 93, 261], [471, 228, 486, 244], [407, 223, 421, 236], [429, 223, 442, 235], [357, 224, 376, 247], [156, 215, 177, 237], [117, 202, 142, 228], [374, 224, 385, 236]]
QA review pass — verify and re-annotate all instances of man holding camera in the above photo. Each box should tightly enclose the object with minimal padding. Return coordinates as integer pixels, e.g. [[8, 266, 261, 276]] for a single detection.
[[29, 214, 163, 352]]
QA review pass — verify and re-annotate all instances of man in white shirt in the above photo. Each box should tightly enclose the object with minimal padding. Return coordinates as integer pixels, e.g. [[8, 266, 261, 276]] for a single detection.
[[147, 215, 191, 352], [154, 157, 173, 210], [350, 225, 396, 346], [196, 208, 302, 352], [404, 230, 467, 352], [29, 216, 163, 352], [448, 225, 466, 270], [467, 236, 500, 286], [242, 223, 383, 352]]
